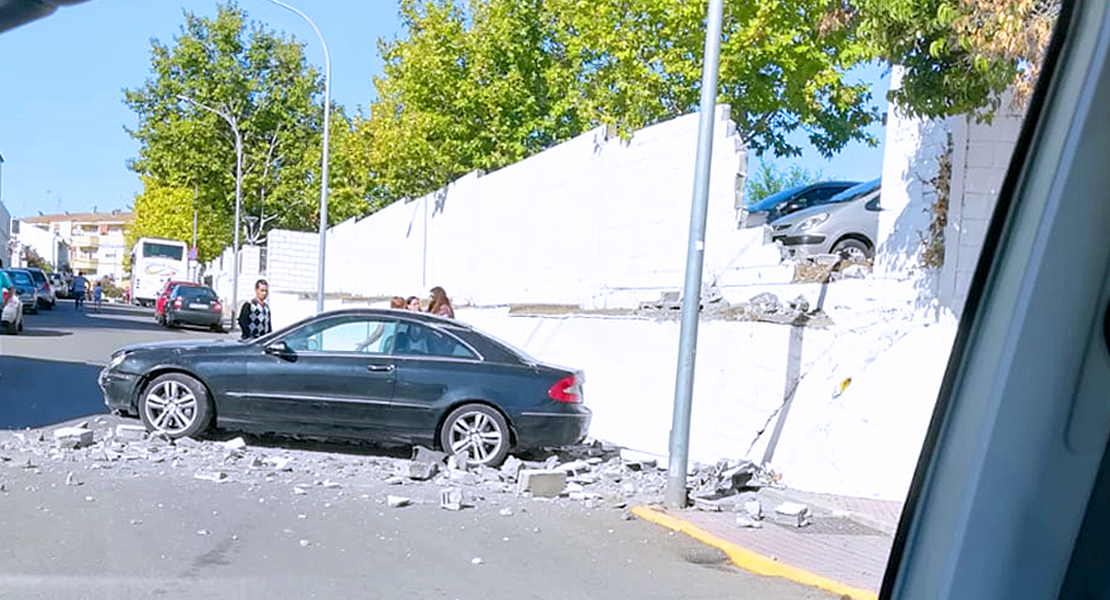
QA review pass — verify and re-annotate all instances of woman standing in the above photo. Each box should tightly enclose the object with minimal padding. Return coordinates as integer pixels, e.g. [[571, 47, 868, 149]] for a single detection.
[[428, 286, 455, 319]]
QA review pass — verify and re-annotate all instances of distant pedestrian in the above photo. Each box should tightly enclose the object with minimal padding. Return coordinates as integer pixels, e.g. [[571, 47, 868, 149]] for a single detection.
[[237, 279, 272, 339], [390, 296, 405, 309], [428, 286, 455, 318], [93, 281, 103, 311], [71, 272, 88, 310], [405, 296, 422, 312]]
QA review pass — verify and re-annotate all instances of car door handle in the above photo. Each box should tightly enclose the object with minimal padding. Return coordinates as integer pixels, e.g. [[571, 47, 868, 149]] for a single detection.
[[366, 364, 395, 373]]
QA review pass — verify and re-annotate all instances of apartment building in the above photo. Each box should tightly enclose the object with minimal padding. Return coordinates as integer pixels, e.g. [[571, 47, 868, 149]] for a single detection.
[[0, 149, 9, 268], [20, 210, 134, 281]]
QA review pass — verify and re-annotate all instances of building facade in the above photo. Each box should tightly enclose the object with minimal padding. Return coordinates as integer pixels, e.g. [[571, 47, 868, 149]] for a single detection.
[[20, 210, 133, 280], [0, 149, 10, 268]]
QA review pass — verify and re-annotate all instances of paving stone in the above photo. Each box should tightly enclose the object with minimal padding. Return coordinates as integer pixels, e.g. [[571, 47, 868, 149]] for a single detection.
[[517, 470, 567, 498]]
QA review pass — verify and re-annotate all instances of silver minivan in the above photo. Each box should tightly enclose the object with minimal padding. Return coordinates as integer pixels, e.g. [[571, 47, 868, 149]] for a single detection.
[[766, 177, 881, 261]]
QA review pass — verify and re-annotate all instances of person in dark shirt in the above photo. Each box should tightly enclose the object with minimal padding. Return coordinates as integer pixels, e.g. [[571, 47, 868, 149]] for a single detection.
[[237, 279, 272, 339]]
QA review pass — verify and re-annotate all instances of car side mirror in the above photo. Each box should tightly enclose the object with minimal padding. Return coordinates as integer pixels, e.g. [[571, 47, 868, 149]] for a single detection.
[[264, 341, 293, 358]]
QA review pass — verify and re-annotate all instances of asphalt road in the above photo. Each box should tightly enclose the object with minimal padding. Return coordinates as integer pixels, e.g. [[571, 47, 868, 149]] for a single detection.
[[0, 301, 837, 600]]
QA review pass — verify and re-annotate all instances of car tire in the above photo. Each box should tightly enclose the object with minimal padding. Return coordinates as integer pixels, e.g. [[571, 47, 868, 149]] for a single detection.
[[139, 373, 213, 439], [211, 324, 226, 333], [832, 238, 872, 261], [439, 403, 511, 467]]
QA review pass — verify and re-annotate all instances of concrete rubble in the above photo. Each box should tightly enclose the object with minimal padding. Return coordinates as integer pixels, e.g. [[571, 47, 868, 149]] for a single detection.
[[0, 423, 787, 521]]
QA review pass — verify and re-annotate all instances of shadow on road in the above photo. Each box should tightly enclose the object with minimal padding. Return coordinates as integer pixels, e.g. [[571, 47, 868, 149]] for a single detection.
[[207, 429, 414, 460], [14, 329, 73, 338], [0, 356, 107, 429], [37, 303, 223, 335]]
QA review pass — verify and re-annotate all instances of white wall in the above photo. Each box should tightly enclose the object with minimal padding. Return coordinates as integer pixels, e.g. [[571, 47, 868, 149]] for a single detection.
[[0, 201, 10, 269], [16, 223, 68, 270], [879, 67, 1025, 316], [256, 106, 749, 308]]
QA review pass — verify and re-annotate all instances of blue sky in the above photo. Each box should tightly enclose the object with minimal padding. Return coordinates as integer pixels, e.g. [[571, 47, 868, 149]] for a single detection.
[[0, 1, 887, 219]]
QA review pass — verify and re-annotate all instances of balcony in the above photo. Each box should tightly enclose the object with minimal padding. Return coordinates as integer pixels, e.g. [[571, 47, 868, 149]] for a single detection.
[[71, 234, 100, 249], [72, 256, 98, 271]]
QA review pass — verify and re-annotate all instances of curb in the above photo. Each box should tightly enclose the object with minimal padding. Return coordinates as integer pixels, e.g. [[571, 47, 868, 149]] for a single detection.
[[631, 505, 878, 600]]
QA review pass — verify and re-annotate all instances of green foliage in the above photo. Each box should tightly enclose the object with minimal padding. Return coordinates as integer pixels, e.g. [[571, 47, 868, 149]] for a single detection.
[[745, 161, 823, 204], [851, 0, 1024, 120], [366, 0, 882, 203], [124, 178, 226, 263], [123, 2, 378, 248], [22, 247, 50, 272]]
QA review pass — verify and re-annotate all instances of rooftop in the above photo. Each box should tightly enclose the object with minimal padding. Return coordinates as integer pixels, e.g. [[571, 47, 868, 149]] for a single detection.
[[22, 210, 134, 225]]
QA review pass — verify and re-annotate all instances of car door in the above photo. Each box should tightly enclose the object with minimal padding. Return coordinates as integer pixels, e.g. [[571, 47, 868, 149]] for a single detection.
[[386, 320, 484, 439], [236, 315, 400, 438]]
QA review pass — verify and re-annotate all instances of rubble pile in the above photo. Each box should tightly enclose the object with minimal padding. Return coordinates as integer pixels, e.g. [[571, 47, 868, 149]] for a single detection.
[[637, 288, 834, 328]]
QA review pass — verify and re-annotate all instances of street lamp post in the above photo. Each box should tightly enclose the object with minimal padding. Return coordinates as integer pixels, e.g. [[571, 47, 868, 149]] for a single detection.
[[177, 95, 243, 332], [262, 0, 330, 314]]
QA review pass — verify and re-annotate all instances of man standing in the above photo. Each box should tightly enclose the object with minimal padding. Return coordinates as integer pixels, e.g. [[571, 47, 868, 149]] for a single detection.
[[237, 279, 272, 339], [71, 272, 88, 310]]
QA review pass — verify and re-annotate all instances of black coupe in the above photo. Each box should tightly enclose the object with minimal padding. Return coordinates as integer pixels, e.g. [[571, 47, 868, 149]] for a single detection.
[[99, 308, 590, 465]]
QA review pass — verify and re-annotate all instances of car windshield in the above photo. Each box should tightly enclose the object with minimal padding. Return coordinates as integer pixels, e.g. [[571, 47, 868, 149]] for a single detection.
[[746, 184, 807, 212], [7, 271, 32, 285], [1, 1, 1070, 598], [824, 177, 882, 204]]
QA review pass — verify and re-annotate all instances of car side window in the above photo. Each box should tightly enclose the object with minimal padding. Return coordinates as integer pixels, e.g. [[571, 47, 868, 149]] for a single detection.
[[392, 322, 477, 359], [283, 318, 397, 354]]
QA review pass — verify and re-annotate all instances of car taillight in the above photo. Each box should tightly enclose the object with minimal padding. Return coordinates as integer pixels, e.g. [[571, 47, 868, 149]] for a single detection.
[[173, 298, 182, 309], [547, 375, 581, 404], [213, 301, 222, 312]]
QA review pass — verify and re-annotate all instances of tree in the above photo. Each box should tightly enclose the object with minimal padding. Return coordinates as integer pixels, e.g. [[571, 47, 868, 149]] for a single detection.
[[124, 178, 227, 263], [851, 0, 1061, 120], [123, 2, 376, 249], [366, 0, 882, 204], [22, 246, 50, 272], [744, 161, 823, 204]]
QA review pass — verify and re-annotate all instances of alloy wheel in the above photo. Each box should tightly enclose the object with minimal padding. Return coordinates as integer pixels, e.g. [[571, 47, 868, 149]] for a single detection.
[[143, 379, 198, 435], [447, 411, 504, 464]]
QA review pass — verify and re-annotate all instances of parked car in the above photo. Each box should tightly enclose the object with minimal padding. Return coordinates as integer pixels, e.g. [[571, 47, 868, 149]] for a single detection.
[[163, 284, 225, 331], [766, 177, 882, 261], [24, 267, 56, 310], [100, 308, 590, 465], [0, 270, 23, 334], [739, 180, 859, 228], [2, 269, 40, 314], [155, 279, 202, 324], [50, 272, 70, 299]]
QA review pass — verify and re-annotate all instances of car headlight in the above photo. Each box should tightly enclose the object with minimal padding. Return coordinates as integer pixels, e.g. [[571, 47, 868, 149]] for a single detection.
[[107, 351, 130, 370], [797, 213, 830, 232]]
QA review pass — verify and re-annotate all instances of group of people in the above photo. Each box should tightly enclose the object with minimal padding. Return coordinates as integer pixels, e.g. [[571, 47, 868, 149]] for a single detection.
[[388, 286, 456, 319], [235, 281, 456, 341], [69, 271, 104, 311]]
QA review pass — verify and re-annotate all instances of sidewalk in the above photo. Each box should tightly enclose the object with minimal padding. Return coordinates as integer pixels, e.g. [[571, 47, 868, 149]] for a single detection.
[[634, 486, 903, 600]]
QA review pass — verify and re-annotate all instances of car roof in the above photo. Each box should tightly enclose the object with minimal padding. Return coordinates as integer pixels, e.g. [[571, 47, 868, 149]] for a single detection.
[[746, 180, 859, 212]]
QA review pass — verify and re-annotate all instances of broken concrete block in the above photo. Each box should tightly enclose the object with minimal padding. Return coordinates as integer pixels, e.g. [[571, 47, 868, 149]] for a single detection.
[[736, 515, 764, 529], [694, 497, 722, 512], [744, 500, 763, 520], [384, 476, 405, 485], [293, 486, 307, 495], [447, 453, 470, 472], [554, 460, 592, 476], [440, 488, 466, 511], [387, 495, 412, 508], [543, 455, 559, 470], [396, 460, 438, 481], [447, 470, 480, 485], [53, 427, 94, 449], [265, 456, 294, 471], [65, 472, 80, 486], [517, 469, 567, 498], [499, 456, 524, 481], [498, 507, 514, 517], [411, 446, 448, 464], [775, 501, 808, 517], [222, 437, 247, 450], [194, 470, 228, 483], [115, 425, 147, 442]]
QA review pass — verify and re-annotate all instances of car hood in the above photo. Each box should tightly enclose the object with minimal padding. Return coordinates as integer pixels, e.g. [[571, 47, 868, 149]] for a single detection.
[[770, 202, 841, 227], [115, 338, 248, 355]]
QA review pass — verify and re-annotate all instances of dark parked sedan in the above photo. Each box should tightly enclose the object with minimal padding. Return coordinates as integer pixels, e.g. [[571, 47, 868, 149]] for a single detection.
[[164, 284, 224, 331], [99, 308, 590, 465]]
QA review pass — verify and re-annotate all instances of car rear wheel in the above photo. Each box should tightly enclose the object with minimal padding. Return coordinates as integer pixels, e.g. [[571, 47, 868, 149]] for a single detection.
[[139, 373, 213, 439], [832, 238, 871, 261], [440, 404, 511, 467]]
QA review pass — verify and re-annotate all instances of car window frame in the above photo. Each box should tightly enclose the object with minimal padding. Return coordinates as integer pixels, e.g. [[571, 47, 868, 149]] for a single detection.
[[275, 314, 403, 357], [389, 318, 483, 361]]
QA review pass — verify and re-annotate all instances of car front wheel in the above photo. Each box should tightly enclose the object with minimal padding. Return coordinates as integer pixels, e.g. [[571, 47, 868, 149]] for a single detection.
[[832, 238, 871, 261], [440, 404, 511, 467], [139, 373, 213, 439]]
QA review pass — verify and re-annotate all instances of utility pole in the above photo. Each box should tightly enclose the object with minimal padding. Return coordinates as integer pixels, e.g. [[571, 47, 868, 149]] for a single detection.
[[665, 0, 725, 509]]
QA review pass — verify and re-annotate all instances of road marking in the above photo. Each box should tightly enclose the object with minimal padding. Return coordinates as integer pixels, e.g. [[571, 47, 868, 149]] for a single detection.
[[631, 505, 879, 600]]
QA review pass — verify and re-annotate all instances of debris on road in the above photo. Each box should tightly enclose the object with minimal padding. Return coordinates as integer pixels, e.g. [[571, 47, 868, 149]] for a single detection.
[[115, 425, 147, 442], [498, 507, 513, 517], [54, 427, 94, 450], [440, 488, 466, 511], [736, 515, 764, 529], [517, 470, 567, 498], [194, 470, 228, 483], [471, 557, 483, 565], [743, 499, 762, 520], [775, 501, 811, 527], [387, 495, 412, 508]]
